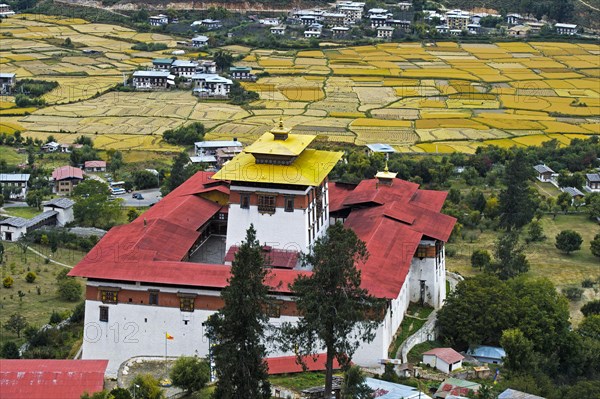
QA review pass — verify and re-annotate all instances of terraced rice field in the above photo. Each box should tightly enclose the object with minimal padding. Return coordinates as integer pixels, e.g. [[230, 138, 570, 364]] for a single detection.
[[0, 16, 598, 153]]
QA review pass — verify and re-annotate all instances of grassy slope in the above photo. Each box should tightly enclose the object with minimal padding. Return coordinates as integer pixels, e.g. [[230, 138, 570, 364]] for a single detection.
[[0, 243, 86, 347], [0, 146, 25, 165], [2, 206, 42, 219]]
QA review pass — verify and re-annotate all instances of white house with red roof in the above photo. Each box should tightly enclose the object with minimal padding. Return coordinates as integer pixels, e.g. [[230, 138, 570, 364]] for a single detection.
[[69, 121, 455, 376], [84, 160, 107, 172], [423, 347, 465, 374]]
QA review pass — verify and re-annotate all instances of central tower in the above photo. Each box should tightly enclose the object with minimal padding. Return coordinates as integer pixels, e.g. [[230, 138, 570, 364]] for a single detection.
[[213, 120, 343, 254]]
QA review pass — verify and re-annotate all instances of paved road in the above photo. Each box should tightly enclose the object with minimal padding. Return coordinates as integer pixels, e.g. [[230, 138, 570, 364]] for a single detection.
[[115, 188, 162, 207]]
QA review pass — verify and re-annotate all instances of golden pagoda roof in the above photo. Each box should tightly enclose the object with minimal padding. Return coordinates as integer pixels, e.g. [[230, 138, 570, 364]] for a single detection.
[[212, 149, 343, 186], [244, 120, 315, 157], [375, 162, 398, 180]]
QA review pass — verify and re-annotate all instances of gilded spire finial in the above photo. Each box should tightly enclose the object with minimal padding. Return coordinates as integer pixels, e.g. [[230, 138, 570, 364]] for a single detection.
[[278, 116, 284, 129], [384, 160, 389, 173]]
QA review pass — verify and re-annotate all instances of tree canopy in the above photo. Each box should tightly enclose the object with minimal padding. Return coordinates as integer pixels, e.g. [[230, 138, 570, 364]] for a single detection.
[[73, 180, 122, 228]]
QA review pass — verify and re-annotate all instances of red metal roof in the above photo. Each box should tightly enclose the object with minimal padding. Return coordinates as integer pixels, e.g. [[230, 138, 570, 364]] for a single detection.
[[266, 354, 340, 375], [84, 160, 106, 168], [51, 166, 83, 181], [328, 182, 357, 212], [225, 246, 299, 269], [423, 348, 465, 364], [343, 178, 420, 207], [0, 359, 108, 399]]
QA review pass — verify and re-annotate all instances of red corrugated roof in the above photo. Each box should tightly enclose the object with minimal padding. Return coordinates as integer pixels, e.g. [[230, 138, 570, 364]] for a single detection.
[[52, 166, 83, 180], [423, 348, 465, 364], [224, 246, 299, 269], [410, 189, 448, 212], [139, 194, 221, 231], [266, 354, 340, 375], [84, 160, 106, 168], [343, 179, 419, 207], [328, 182, 357, 212], [0, 359, 108, 399]]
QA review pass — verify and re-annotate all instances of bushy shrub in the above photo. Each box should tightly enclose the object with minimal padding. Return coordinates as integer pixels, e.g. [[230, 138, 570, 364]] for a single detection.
[[3, 276, 14, 288], [25, 271, 36, 283]]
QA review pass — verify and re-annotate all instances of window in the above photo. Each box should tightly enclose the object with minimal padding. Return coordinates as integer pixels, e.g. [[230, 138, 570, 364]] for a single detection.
[[284, 196, 295, 212], [240, 193, 250, 209], [264, 301, 282, 318], [257, 194, 276, 214], [100, 288, 119, 304], [149, 290, 159, 306], [178, 294, 196, 312], [416, 246, 428, 259], [99, 306, 109, 322]]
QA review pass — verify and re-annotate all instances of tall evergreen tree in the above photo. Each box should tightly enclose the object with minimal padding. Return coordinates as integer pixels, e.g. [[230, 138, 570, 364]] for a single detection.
[[205, 225, 271, 399], [162, 152, 189, 196], [280, 222, 383, 397], [498, 149, 536, 231]]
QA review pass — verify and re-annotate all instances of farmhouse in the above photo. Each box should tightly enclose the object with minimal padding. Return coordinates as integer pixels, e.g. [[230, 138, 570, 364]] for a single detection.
[[562, 186, 585, 202], [197, 60, 217, 74], [322, 12, 346, 27], [0, 72, 16, 94], [270, 25, 286, 35], [148, 14, 168, 26], [51, 165, 84, 195], [446, 11, 470, 31], [152, 58, 174, 71], [422, 348, 464, 374], [68, 121, 455, 376], [509, 25, 531, 37], [229, 66, 256, 81], [389, 19, 412, 32], [84, 160, 106, 172], [586, 173, 600, 192], [377, 26, 394, 38], [331, 26, 350, 37], [0, 3, 15, 17], [198, 19, 222, 29], [41, 141, 59, 152], [43, 197, 75, 227], [534, 164, 555, 182], [555, 23, 578, 35], [195, 140, 243, 158], [506, 13, 524, 25], [191, 35, 209, 48], [0, 360, 108, 399], [191, 74, 233, 97], [370, 14, 389, 28], [0, 173, 30, 200], [0, 209, 67, 242], [132, 71, 174, 90], [170, 59, 199, 78]]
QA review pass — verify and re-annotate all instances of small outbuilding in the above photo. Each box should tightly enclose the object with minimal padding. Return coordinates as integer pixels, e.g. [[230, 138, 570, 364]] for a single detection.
[[534, 164, 555, 182], [423, 347, 464, 374], [467, 345, 505, 365], [498, 388, 546, 399]]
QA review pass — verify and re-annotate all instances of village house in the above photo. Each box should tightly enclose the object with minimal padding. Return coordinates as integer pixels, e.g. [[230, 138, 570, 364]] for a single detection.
[[194, 140, 243, 167], [389, 19, 411, 32], [397, 2, 413, 11], [152, 58, 174, 71], [60, 143, 83, 153], [467, 346, 505, 365], [148, 14, 168, 26], [52, 165, 84, 195], [132, 71, 174, 90], [259, 17, 280, 26], [304, 23, 323, 38], [467, 23, 482, 34], [506, 13, 524, 25], [0, 173, 30, 200], [435, 25, 449, 34], [0, 360, 107, 399], [331, 26, 350, 37], [42, 197, 75, 227], [270, 25, 286, 35], [422, 348, 464, 374], [0, 72, 16, 94], [555, 23, 578, 35], [170, 59, 199, 78], [84, 160, 107, 173], [525, 21, 546, 34], [534, 164, 555, 182], [0, 206, 71, 242], [322, 12, 347, 27], [229, 66, 256, 81], [191, 74, 233, 97], [586, 172, 600, 192], [191, 35, 209, 48], [370, 14, 390, 28], [563, 187, 585, 204], [509, 25, 532, 37], [68, 120, 455, 376], [367, 7, 388, 17], [377, 26, 394, 39], [0, 3, 15, 17], [41, 141, 60, 152], [197, 60, 217, 74], [336, 1, 365, 22], [446, 10, 470, 31], [198, 19, 222, 30]]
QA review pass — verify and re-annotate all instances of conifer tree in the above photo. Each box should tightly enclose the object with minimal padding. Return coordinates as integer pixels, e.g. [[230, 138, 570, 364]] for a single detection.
[[280, 222, 383, 397], [205, 225, 271, 398], [498, 149, 536, 231]]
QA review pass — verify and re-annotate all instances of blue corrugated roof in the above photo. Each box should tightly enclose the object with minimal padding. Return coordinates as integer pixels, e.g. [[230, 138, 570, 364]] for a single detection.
[[467, 345, 505, 360]]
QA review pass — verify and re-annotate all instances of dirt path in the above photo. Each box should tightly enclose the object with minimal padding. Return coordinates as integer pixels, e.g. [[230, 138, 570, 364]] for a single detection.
[[577, 0, 600, 12], [27, 246, 74, 269]]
